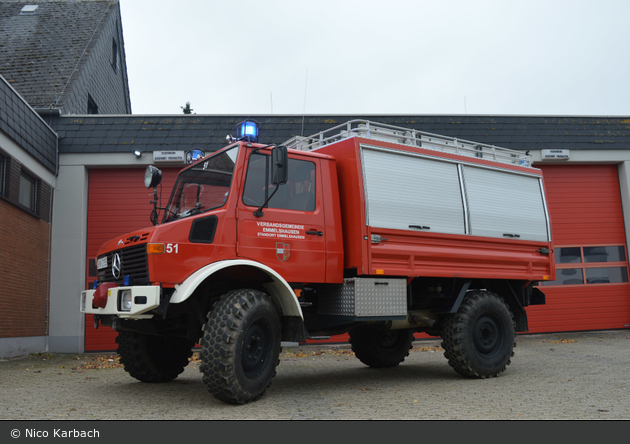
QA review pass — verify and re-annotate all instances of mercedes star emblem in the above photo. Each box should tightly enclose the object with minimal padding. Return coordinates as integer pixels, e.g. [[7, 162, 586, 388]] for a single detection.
[[112, 253, 122, 280]]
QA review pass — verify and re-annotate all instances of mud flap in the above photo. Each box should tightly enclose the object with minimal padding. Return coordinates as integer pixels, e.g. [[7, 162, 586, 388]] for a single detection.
[[530, 287, 546, 305]]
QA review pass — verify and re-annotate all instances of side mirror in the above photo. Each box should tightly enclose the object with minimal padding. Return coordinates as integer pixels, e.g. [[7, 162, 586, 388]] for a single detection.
[[271, 145, 288, 185], [144, 165, 162, 189]]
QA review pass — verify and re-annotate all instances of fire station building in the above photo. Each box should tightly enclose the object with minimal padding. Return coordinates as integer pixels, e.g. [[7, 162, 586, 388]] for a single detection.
[[3, 100, 630, 355], [44, 114, 630, 353], [1, 1, 629, 356]]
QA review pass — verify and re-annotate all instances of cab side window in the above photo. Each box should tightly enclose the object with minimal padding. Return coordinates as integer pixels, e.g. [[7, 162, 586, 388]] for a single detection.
[[243, 153, 316, 212]]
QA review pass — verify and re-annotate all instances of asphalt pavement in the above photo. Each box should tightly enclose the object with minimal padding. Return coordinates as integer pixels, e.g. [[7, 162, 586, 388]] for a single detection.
[[1, 329, 628, 420]]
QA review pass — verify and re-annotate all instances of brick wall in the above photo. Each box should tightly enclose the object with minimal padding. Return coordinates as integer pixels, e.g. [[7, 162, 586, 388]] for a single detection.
[[0, 199, 50, 338], [0, 69, 56, 341]]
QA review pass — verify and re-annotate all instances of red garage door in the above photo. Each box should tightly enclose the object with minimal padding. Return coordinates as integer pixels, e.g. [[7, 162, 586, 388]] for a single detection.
[[528, 164, 630, 332], [85, 167, 180, 351]]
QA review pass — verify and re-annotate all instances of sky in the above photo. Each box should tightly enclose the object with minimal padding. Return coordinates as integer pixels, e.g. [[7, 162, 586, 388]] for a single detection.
[[118, 0, 630, 116]]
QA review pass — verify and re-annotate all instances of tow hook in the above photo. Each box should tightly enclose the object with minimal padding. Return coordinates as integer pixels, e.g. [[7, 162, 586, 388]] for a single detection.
[[94, 315, 100, 330]]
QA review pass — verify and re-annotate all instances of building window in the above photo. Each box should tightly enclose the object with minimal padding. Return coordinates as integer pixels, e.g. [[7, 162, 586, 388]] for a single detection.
[[19, 171, 37, 211], [541, 246, 630, 286], [112, 38, 119, 73], [19, 5, 39, 15], [0, 153, 5, 196], [87, 94, 98, 114]]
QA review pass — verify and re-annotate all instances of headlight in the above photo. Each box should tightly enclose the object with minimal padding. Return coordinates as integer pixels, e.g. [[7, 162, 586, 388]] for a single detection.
[[144, 165, 162, 189], [119, 290, 132, 312]]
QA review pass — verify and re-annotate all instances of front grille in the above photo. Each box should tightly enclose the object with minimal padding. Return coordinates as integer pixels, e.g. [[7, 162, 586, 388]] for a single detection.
[[97, 244, 149, 285]]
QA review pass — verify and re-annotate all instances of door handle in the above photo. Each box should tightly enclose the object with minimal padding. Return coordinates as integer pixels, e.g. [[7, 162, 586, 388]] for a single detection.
[[306, 230, 323, 236], [409, 225, 431, 230]]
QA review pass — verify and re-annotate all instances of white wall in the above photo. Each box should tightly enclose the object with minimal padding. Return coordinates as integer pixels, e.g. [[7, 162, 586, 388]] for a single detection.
[[616, 161, 630, 258], [48, 164, 88, 353]]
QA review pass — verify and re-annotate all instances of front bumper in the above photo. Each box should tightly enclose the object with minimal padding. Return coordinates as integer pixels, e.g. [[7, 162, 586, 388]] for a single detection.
[[80, 285, 161, 319]]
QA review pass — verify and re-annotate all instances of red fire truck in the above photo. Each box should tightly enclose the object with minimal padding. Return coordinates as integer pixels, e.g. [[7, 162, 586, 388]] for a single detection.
[[81, 120, 555, 404]]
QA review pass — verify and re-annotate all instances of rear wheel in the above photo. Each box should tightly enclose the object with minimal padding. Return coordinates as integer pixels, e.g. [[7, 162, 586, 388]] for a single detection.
[[199, 289, 281, 404], [116, 331, 194, 383], [441, 290, 516, 378], [349, 326, 415, 368]]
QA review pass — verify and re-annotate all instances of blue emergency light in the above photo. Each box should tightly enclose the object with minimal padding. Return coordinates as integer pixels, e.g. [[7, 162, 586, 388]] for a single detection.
[[236, 119, 259, 143], [187, 149, 205, 164]]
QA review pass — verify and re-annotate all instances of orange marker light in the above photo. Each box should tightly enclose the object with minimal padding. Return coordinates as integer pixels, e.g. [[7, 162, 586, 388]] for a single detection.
[[147, 243, 165, 254]]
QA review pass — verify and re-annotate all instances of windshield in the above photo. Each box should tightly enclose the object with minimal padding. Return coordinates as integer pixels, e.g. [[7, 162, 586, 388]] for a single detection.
[[163, 145, 239, 223]]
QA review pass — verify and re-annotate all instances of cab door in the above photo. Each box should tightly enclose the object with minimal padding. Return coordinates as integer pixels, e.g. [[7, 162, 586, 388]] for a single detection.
[[237, 151, 327, 283]]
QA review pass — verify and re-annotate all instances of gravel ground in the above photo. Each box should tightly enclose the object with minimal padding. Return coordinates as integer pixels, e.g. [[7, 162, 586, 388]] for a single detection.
[[1, 330, 628, 420]]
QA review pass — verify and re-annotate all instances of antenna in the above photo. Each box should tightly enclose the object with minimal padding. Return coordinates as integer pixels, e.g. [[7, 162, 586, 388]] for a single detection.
[[301, 68, 308, 136]]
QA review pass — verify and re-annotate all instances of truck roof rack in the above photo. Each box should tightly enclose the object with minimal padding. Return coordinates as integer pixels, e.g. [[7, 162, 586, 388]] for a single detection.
[[283, 120, 532, 168]]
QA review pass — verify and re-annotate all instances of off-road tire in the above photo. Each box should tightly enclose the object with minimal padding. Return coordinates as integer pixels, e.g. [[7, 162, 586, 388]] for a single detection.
[[199, 289, 281, 404], [441, 290, 516, 378], [116, 331, 194, 383], [349, 327, 415, 368]]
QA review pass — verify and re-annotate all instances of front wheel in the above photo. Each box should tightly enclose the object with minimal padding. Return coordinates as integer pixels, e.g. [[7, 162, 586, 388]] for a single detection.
[[349, 326, 415, 368], [199, 289, 281, 404], [116, 331, 194, 383], [441, 290, 516, 378]]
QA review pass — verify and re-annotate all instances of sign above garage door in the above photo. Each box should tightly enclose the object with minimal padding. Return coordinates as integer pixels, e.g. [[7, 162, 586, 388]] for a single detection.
[[153, 151, 185, 163]]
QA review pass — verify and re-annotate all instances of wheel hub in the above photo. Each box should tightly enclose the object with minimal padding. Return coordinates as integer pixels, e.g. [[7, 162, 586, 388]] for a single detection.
[[473, 315, 503, 356], [376, 330, 400, 349], [241, 322, 271, 378]]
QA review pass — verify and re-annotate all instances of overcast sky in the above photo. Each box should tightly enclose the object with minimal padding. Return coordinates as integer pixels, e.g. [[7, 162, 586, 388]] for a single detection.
[[118, 0, 630, 116]]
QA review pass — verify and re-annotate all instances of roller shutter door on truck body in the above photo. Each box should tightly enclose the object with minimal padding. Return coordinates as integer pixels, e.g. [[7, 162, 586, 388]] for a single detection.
[[462, 165, 549, 242], [361, 146, 466, 235], [529, 164, 630, 332], [361, 145, 549, 241], [85, 167, 180, 351]]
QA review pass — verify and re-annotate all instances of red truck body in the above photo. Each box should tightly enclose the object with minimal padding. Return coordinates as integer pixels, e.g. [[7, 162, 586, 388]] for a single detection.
[[315, 136, 554, 281]]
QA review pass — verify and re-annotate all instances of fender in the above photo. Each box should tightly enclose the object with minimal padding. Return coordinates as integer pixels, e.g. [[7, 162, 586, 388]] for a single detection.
[[169, 259, 303, 319]]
